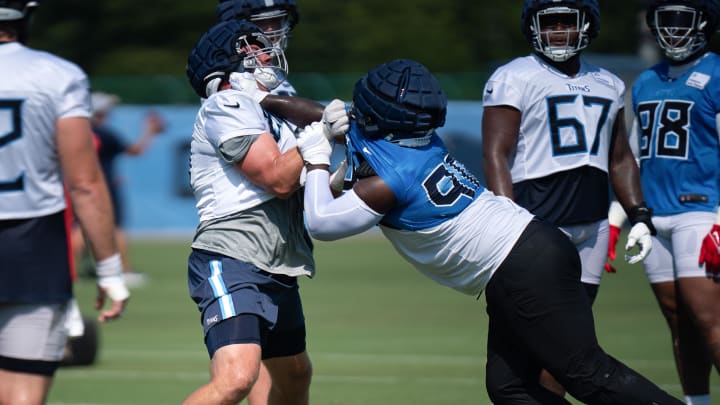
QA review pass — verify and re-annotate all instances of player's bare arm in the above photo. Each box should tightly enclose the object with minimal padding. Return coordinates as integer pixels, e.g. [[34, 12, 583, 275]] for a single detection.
[[482, 105, 522, 199], [261, 94, 323, 127], [608, 109, 645, 211], [237, 132, 304, 198]]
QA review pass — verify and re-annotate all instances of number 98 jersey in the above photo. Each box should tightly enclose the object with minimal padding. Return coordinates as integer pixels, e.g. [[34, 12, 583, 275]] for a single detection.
[[631, 52, 720, 216]]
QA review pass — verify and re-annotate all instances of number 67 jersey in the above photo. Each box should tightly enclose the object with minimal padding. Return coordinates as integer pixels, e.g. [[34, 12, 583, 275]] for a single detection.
[[483, 54, 625, 225], [630, 52, 720, 216]]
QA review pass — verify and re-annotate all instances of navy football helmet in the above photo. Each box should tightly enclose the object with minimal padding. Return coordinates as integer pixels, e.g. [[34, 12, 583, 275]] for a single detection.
[[216, 0, 298, 49], [521, 0, 600, 62], [646, 0, 720, 61], [0, 0, 39, 21], [352, 59, 447, 147], [186, 19, 288, 98]]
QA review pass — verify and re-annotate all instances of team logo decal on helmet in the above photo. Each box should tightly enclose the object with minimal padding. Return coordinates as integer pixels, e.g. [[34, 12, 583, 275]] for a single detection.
[[0, 0, 39, 21], [216, 0, 299, 49], [646, 0, 720, 61], [521, 0, 600, 62], [186, 19, 288, 98], [352, 59, 447, 147]]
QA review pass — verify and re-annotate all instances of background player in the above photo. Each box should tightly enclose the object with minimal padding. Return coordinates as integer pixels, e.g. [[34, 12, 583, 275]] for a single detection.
[[481, 0, 656, 395], [0, 1, 129, 403], [609, 1, 720, 403]]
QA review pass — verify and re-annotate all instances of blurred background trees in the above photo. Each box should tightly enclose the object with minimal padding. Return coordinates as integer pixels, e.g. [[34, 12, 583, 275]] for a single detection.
[[26, 0, 717, 101]]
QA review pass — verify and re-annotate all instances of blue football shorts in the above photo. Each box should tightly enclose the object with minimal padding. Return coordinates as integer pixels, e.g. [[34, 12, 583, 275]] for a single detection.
[[187, 249, 306, 359]]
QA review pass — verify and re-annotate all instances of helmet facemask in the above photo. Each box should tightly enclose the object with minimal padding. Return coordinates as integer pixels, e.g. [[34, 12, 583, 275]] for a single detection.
[[236, 31, 288, 91], [650, 5, 708, 61], [530, 6, 591, 62], [250, 9, 292, 50]]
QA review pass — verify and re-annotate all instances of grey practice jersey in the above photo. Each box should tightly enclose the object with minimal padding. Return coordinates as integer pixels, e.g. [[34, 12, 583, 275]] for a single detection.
[[0, 42, 92, 220]]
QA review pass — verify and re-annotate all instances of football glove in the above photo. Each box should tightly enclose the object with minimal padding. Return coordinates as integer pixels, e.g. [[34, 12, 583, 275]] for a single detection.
[[625, 223, 652, 264], [228, 72, 269, 104], [699, 224, 720, 281], [296, 122, 332, 166], [322, 99, 350, 141]]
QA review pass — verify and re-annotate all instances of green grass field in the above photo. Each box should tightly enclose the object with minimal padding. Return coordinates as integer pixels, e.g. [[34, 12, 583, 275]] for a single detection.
[[48, 234, 719, 404]]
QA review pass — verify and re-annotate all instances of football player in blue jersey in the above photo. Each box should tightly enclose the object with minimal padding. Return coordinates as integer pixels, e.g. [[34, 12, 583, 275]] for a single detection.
[[297, 58, 682, 404], [481, 0, 657, 396], [0, 1, 129, 403], [183, 19, 346, 405], [611, 1, 720, 403]]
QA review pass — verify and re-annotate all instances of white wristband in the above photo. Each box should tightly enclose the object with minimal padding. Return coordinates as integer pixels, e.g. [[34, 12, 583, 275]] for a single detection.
[[96, 253, 130, 301]]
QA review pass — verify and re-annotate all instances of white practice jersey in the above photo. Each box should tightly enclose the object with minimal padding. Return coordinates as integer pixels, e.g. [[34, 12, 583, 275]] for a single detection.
[[190, 89, 298, 222], [381, 190, 533, 296], [0, 42, 92, 220], [483, 54, 625, 182]]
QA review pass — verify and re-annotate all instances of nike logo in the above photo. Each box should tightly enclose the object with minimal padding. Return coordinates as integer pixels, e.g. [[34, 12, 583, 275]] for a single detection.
[[362, 146, 372, 155], [223, 102, 240, 108], [486, 87, 494, 94]]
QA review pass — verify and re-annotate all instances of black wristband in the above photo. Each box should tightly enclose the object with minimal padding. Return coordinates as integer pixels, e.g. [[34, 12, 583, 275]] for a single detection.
[[627, 203, 657, 235]]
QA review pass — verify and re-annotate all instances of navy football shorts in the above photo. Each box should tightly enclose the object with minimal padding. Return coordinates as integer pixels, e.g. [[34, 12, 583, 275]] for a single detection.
[[188, 249, 306, 359]]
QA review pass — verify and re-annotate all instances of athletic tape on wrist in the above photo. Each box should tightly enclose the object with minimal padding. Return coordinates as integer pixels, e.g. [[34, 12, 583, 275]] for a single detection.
[[95, 253, 130, 301], [628, 204, 657, 235]]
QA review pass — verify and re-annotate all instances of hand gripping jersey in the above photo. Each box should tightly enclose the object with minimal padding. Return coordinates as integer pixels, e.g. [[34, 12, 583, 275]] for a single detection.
[[0, 42, 92, 220], [483, 54, 626, 225], [344, 124, 534, 295], [631, 52, 720, 216]]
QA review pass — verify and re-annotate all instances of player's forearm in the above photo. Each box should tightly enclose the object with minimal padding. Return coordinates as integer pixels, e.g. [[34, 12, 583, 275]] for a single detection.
[[483, 157, 515, 199], [609, 153, 645, 211], [67, 179, 118, 261], [261, 95, 323, 127]]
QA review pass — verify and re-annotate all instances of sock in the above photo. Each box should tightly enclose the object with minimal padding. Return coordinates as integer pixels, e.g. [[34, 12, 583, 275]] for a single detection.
[[685, 394, 711, 405]]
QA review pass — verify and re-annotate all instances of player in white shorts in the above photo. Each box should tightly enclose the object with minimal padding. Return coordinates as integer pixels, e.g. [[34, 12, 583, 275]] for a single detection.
[[0, 1, 129, 403], [608, 1, 720, 403]]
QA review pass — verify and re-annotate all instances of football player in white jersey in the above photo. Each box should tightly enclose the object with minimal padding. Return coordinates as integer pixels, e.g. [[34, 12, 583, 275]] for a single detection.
[[482, 0, 656, 396], [217, 0, 299, 97], [183, 19, 343, 405], [297, 58, 682, 404], [608, 1, 720, 404], [0, 1, 129, 403]]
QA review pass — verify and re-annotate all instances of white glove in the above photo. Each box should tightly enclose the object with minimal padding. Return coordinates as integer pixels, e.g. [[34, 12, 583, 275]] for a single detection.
[[297, 122, 333, 166], [624, 222, 652, 264], [322, 99, 350, 141], [329, 159, 348, 193], [228, 72, 269, 104], [96, 253, 130, 302]]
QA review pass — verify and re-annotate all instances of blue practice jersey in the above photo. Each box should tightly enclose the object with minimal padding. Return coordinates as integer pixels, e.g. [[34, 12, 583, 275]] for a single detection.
[[344, 123, 485, 231], [632, 52, 720, 215]]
